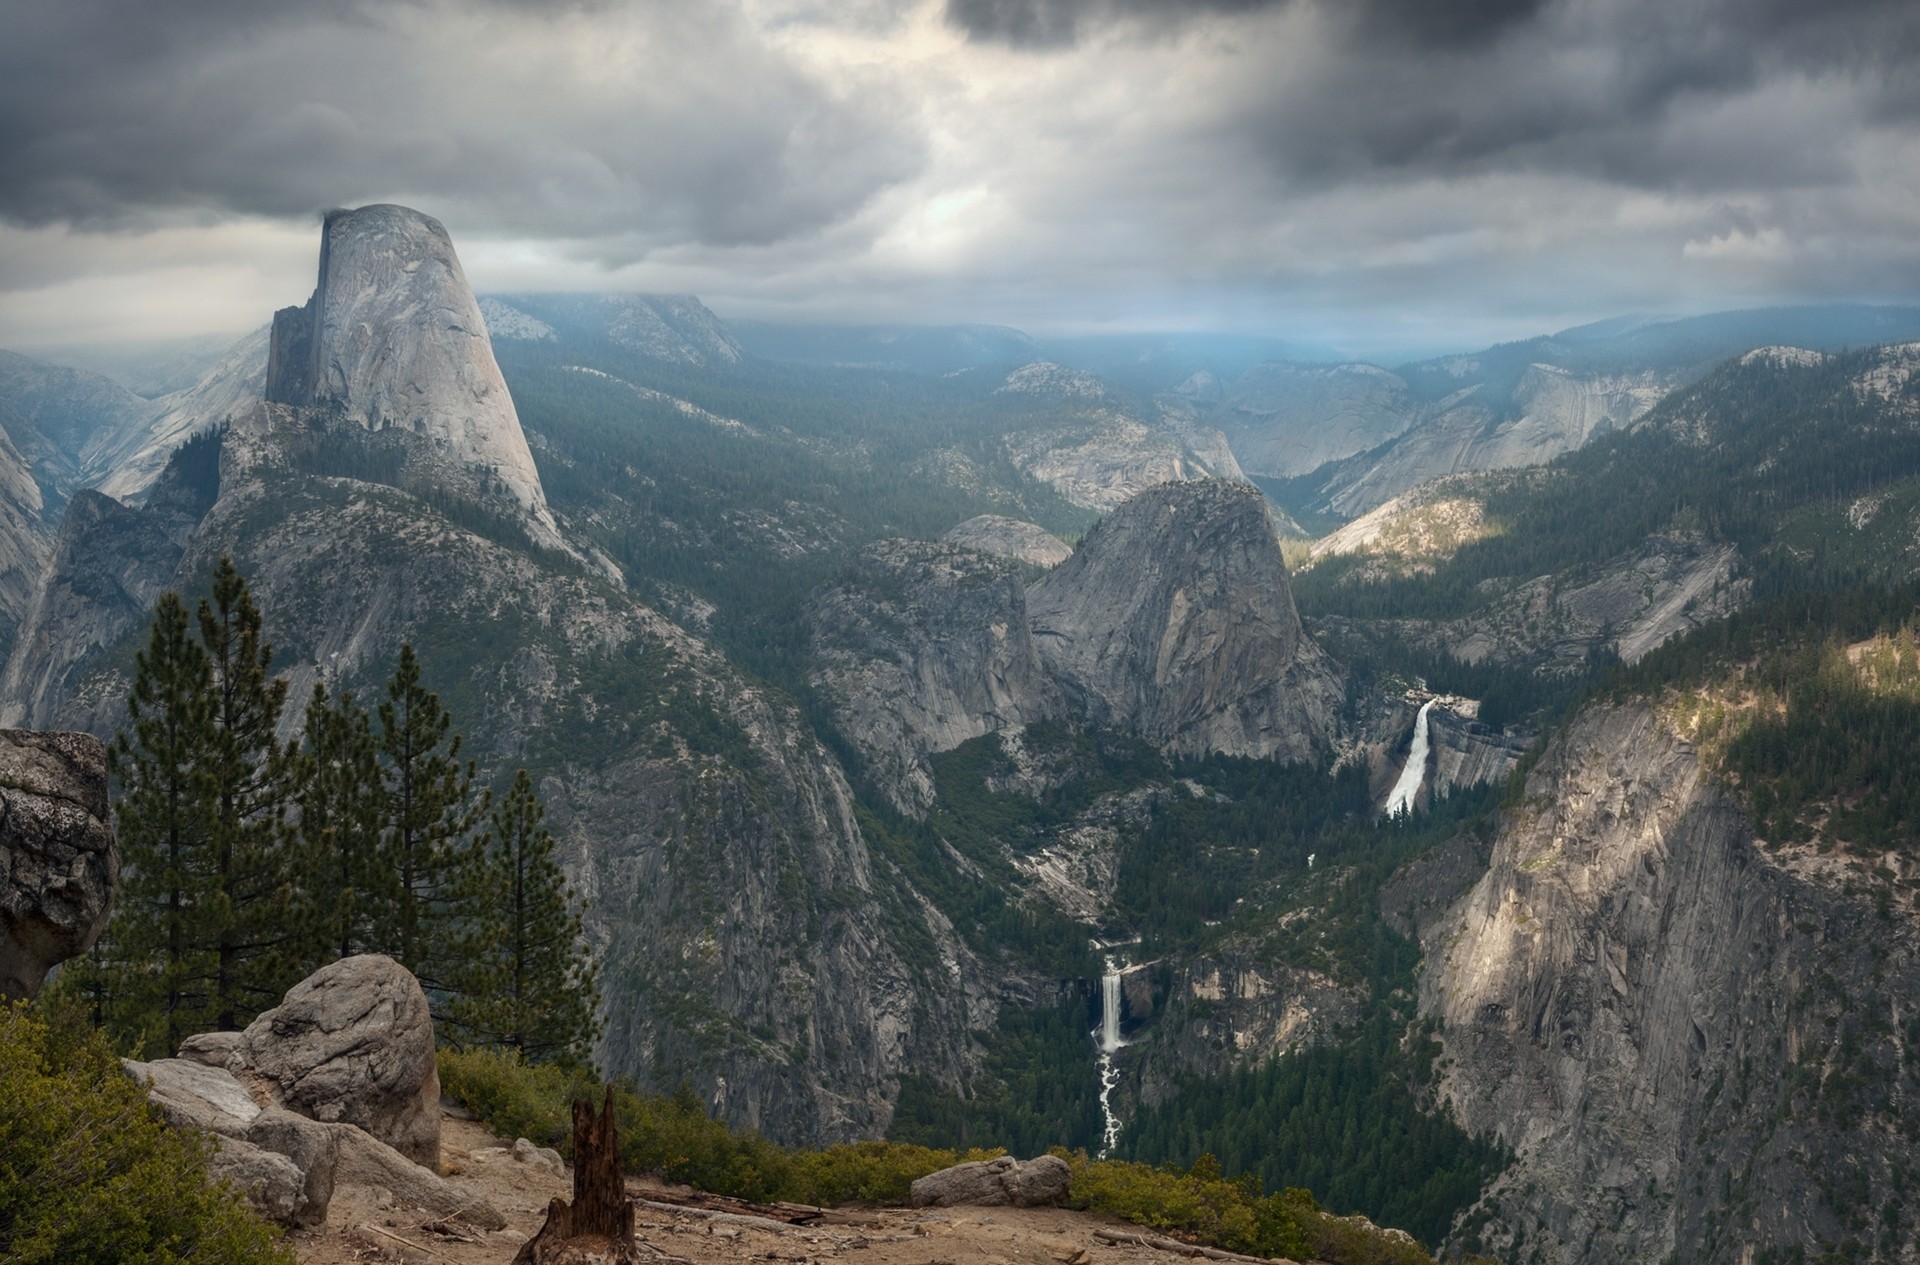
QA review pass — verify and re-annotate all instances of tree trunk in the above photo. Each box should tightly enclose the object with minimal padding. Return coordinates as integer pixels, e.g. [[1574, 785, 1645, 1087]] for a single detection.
[[513, 1088, 637, 1265]]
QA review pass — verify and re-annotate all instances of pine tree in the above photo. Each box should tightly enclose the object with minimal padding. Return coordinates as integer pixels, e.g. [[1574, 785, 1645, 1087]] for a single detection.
[[445, 769, 601, 1065], [375, 643, 486, 991], [195, 558, 303, 1029], [295, 682, 393, 963], [104, 591, 219, 1052]]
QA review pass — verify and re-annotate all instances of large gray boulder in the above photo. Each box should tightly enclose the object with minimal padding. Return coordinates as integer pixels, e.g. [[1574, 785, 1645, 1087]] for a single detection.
[[0, 729, 115, 1000], [909, 1154, 1071, 1208], [233, 953, 442, 1167], [127, 1046, 504, 1230]]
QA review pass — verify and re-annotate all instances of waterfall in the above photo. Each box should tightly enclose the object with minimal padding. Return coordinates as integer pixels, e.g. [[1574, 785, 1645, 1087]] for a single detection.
[[1099, 969, 1123, 1054], [1093, 956, 1125, 1156], [1385, 700, 1434, 818]]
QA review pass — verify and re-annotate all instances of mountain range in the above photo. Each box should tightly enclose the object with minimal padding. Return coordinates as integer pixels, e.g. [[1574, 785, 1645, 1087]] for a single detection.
[[8, 204, 1920, 1263]]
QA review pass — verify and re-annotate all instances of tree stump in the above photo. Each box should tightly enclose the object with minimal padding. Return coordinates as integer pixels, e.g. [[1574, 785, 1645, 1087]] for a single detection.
[[513, 1088, 639, 1265]]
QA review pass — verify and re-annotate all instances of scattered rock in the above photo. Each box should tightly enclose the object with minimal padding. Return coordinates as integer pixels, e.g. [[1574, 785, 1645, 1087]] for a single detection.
[[909, 1155, 1071, 1208], [234, 953, 442, 1166], [0, 729, 115, 1000], [513, 1135, 566, 1176]]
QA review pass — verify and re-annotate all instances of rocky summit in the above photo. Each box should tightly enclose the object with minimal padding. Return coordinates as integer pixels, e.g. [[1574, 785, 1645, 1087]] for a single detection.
[[265, 204, 567, 553], [1027, 479, 1340, 763]]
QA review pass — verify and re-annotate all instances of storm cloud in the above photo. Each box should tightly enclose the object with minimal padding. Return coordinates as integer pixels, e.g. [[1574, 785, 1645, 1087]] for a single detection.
[[2, 0, 1918, 354]]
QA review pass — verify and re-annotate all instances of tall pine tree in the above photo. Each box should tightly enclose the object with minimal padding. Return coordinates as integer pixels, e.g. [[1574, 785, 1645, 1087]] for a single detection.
[[104, 591, 218, 1052], [195, 558, 303, 1029], [295, 682, 394, 962], [375, 644, 486, 992], [445, 769, 601, 1066]]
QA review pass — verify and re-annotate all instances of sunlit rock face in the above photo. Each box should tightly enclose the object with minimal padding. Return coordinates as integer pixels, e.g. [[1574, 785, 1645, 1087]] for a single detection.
[[265, 204, 566, 552], [1027, 479, 1341, 763], [1419, 701, 1920, 1265]]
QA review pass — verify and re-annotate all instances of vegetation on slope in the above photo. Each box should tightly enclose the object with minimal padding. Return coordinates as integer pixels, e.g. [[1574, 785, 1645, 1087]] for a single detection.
[[0, 1003, 293, 1265], [439, 1046, 1464, 1265]]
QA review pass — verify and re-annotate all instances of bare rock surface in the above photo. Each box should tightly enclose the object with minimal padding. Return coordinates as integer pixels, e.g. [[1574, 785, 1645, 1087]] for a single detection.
[[124, 1056, 262, 1137], [809, 540, 1063, 813], [1419, 700, 1920, 1263], [234, 953, 442, 1167], [909, 1154, 1071, 1208], [0, 727, 114, 999], [264, 204, 567, 553], [211, 1135, 314, 1227], [942, 515, 1073, 569], [1027, 479, 1341, 762]]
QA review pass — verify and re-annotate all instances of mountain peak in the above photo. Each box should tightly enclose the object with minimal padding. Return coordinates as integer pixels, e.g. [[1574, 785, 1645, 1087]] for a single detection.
[[265, 203, 567, 552]]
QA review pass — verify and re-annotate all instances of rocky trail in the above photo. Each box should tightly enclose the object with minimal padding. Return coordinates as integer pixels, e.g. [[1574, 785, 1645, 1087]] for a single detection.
[[291, 1109, 1244, 1265]]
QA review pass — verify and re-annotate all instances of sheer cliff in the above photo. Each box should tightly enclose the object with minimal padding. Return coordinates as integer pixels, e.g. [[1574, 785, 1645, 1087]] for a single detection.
[[1027, 480, 1341, 763], [1420, 701, 1920, 1264]]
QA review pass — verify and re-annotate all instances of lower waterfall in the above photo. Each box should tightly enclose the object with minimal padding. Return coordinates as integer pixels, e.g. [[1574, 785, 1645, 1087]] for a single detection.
[[1385, 699, 1434, 818], [1094, 957, 1125, 1157]]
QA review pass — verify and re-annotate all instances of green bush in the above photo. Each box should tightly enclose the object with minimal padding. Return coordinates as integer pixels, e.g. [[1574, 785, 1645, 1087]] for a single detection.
[[441, 1049, 1448, 1263], [437, 1047, 995, 1206], [0, 1002, 293, 1265], [1066, 1152, 1439, 1265]]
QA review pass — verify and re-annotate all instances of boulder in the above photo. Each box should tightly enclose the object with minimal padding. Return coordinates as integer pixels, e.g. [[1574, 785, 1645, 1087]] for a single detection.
[[909, 1154, 1071, 1208], [0, 729, 115, 1000], [245, 1107, 340, 1228], [209, 1135, 313, 1227], [234, 953, 441, 1166], [123, 1057, 260, 1138], [513, 1135, 566, 1177]]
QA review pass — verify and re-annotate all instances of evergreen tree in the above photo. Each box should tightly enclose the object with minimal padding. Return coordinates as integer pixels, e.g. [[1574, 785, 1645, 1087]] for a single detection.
[[295, 682, 393, 962], [375, 643, 486, 991], [446, 769, 601, 1065], [103, 591, 219, 1052], [195, 558, 303, 1029]]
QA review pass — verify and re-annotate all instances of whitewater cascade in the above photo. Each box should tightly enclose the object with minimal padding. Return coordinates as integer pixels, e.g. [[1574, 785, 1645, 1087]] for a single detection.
[[1094, 957, 1125, 1156], [1385, 699, 1435, 818]]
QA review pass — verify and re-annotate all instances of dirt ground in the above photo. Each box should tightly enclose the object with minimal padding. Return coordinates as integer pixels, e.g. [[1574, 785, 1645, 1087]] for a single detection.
[[288, 1112, 1198, 1265]]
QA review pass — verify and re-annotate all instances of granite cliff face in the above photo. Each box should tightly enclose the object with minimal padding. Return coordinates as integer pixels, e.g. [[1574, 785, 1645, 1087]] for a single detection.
[[942, 515, 1073, 569], [810, 540, 1064, 813], [1027, 480, 1341, 762], [1419, 701, 1920, 1264], [0, 728, 115, 1000], [811, 481, 1342, 813], [0, 207, 991, 1148], [265, 204, 566, 552]]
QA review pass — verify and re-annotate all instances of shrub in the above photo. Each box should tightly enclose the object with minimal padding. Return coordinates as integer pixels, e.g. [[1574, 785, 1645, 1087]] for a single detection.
[[0, 1002, 293, 1265]]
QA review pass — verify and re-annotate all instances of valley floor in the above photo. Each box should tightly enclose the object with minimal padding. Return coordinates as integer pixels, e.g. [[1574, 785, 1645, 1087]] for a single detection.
[[292, 1109, 1215, 1265]]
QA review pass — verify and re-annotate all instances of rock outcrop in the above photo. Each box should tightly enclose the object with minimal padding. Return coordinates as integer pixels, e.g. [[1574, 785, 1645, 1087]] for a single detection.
[[227, 953, 441, 1167], [942, 515, 1073, 569], [127, 956, 504, 1230], [1419, 701, 1920, 1264], [1027, 480, 1341, 762], [264, 204, 567, 552], [909, 1154, 1071, 1208], [810, 541, 1063, 813], [0, 728, 114, 999]]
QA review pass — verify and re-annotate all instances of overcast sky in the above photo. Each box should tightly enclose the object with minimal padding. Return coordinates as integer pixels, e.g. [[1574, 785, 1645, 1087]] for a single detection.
[[3, 0, 1918, 359]]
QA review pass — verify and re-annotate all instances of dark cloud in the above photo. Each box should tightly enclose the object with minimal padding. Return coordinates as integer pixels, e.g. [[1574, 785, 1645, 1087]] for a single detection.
[[0, 0, 923, 248], [943, 0, 1546, 49], [943, 0, 1279, 48]]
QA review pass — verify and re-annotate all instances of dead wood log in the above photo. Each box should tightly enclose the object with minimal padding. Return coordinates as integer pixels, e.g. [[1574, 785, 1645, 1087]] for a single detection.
[[514, 1089, 641, 1265]]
